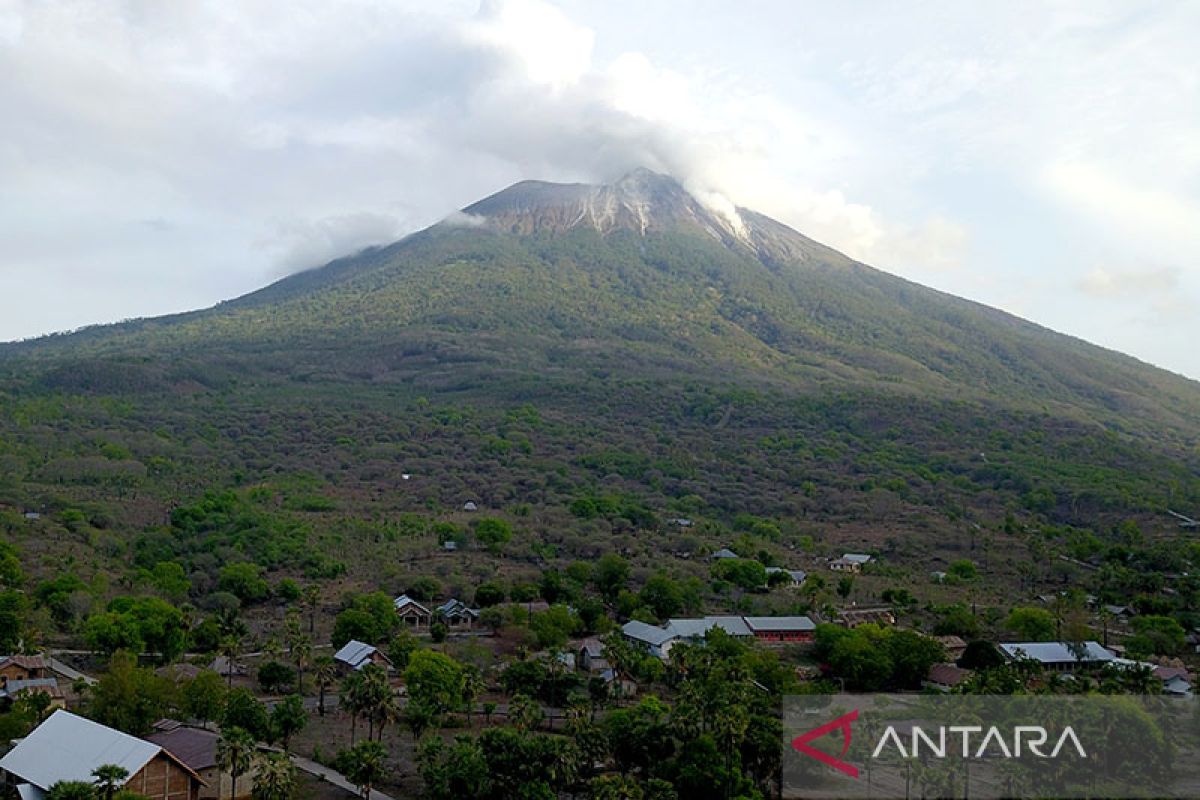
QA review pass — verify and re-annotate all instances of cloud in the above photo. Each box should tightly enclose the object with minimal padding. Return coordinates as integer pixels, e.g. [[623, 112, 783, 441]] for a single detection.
[[0, 0, 1197, 376], [1076, 266, 1183, 298]]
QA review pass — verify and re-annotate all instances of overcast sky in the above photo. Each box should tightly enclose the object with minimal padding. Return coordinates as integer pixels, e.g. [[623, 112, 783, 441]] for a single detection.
[[2, 1, 1198, 379]]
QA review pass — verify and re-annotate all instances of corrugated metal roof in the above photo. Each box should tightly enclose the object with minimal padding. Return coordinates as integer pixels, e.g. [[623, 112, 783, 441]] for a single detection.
[[333, 640, 376, 668], [145, 725, 218, 772], [999, 641, 1114, 664], [743, 616, 815, 632], [621, 621, 676, 647], [0, 710, 160, 791]]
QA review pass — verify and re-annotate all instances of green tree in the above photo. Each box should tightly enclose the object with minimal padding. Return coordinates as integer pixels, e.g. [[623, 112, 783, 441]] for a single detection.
[[270, 694, 308, 750], [257, 660, 295, 694], [639, 574, 683, 620], [594, 554, 631, 602], [405, 650, 464, 718], [218, 562, 270, 604], [1127, 615, 1186, 658], [90, 651, 175, 735], [222, 688, 271, 741], [1005, 607, 1056, 641], [474, 517, 513, 553], [181, 670, 227, 729]]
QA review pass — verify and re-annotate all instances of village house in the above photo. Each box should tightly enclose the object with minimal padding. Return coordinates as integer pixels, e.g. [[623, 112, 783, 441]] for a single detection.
[[621, 621, 679, 659], [207, 655, 246, 682], [709, 547, 739, 560], [743, 616, 816, 643], [924, 663, 971, 692], [765, 567, 807, 587], [998, 641, 1116, 672], [934, 635, 968, 662], [628, 614, 818, 657], [577, 639, 608, 673], [1152, 666, 1192, 696], [435, 598, 481, 628], [838, 607, 896, 627], [333, 640, 393, 673], [0, 710, 205, 800], [0, 655, 49, 687], [0, 678, 66, 711], [145, 720, 257, 800], [393, 594, 432, 627], [830, 553, 873, 573]]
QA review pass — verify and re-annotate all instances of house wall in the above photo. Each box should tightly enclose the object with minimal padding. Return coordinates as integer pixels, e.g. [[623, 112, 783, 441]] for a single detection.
[[752, 630, 813, 643], [126, 754, 200, 800], [198, 764, 257, 800], [0, 664, 35, 686]]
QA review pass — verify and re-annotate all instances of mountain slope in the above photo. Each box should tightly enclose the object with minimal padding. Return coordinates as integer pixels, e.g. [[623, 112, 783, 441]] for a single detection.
[[6, 169, 1198, 443], [2, 168, 1200, 618]]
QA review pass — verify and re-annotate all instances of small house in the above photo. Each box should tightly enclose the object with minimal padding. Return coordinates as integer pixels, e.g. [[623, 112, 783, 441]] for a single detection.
[[934, 635, 968, 662], [462, 501, 478, 512], [0, 677, 66, 711], [393, 594, 432, 627], [0, 710, 205, 800], [830, 554, 872, 573], [435, 598, 480, 628], [709, 548, 739, 560], [924, 663, 971, 692], [207, 655, 246, 681], [838, 607, 896, 627], [146, 720, 257, 800], [621, 621, 679, 659], [765, 567, 807, 587], [578, 639, 609, 673], [333, 640, 393, 673], [0, 654, 49, 687]]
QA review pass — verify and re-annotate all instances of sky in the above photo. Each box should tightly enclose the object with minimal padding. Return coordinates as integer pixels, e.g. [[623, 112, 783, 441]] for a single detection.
[[1, 1, 1198, 379]]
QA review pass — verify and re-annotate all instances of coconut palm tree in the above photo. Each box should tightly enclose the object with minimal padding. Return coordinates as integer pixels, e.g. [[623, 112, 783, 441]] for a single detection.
[[301, 585, 320, 634], [341, 671, 366, 744], [291, 634, 312, 695], [314, 655, 337, 717], [359, 664, 391, 740], [91, 764, 129, 800], [216, 726, 256, 800], [461, 665, 485, 727], [251, 752, 296, 800]]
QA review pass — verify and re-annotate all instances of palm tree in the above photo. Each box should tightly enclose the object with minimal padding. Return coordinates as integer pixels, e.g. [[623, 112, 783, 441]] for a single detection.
[[314, 655, 337, 717], [251, 752, 296, 800], [219, 635, 243, 689], [91, 764, 129, 800], [291, 634, 312, 695], [302, 585, 320, 634], [216, 727, 256, 800], [359, 664, 391, 740], [461, 665, 485, 727], [341, 671, 366, 744], [342, 740, 387, 799]]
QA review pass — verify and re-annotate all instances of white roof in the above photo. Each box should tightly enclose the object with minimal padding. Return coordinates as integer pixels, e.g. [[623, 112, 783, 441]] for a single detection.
[[841, 553, 872, 563], [621, 620, 677, 647], [666, 616, 753, 638], [393, 594, 430, 614], [744, 615, 816, 632], [710, 548, 739, 559], [999, 641, 1115, 664], [333, 639, 377, 669], [0, 710, 161, 791]]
